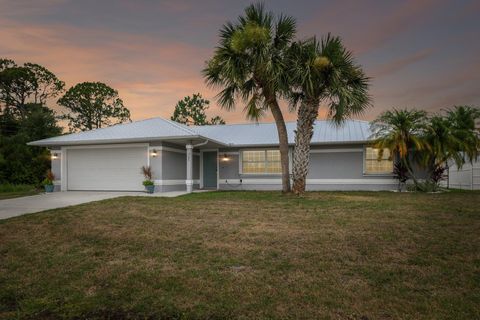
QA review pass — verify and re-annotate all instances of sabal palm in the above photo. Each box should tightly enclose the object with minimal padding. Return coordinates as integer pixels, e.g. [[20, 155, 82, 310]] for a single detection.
[[370, 109, 427, 185], [288, 35, 370, 194], [203, 3, 295, 192]]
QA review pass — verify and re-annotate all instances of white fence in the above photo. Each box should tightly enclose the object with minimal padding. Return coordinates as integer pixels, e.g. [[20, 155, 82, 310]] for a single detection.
[[447, 158, 480, 190]]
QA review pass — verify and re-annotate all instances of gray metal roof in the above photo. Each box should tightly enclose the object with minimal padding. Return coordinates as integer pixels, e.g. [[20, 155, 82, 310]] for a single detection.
[[29, 117, 372, 147], [192, 120, 371, 146], [29, 118, 198, 146]]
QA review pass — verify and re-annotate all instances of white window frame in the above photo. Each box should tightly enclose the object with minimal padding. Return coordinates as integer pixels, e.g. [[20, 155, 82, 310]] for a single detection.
[[363, 146, 394, 176], [239, 149, 282, 175]]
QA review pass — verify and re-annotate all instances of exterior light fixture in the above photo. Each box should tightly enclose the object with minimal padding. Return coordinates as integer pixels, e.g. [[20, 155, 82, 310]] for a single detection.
[[51, 153, 59, 160], [151, 149, 158, 157], [221, 153, 229, 161]]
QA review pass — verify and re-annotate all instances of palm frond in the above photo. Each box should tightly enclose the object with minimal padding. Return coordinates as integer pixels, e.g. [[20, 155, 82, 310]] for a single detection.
[[216, 84, 239, 111], [244, 93, 267, 121], [274, 14, 296, 48], [202, 2, 298, 123]]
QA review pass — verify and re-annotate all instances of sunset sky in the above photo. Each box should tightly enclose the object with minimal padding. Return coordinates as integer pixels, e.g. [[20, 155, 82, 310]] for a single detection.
[[1, 0, 479, 124]]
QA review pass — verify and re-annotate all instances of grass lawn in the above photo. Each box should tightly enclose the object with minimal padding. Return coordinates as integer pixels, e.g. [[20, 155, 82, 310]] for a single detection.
[[0, 191, 479, 319], [0, 184, 40, 200]]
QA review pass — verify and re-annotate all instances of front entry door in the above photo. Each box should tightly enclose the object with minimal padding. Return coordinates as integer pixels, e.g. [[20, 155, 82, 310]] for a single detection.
[[203, 151, 217, 189]]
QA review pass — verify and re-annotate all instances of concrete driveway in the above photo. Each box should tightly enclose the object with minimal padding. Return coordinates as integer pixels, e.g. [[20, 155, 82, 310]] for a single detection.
[[0, 191, 188, 220]]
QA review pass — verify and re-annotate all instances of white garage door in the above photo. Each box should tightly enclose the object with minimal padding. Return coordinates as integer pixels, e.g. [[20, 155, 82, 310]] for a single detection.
[[67, 146, 147, 191]]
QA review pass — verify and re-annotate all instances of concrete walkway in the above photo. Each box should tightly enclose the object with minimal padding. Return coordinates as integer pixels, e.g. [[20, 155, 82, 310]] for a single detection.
[[0, 191, 189, 220]]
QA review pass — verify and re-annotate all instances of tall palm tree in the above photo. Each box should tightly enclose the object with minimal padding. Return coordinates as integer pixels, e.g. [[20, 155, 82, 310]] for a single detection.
[[370, 109, 427, 187], [203, 3, 295, 192], [287, 35, 370, 194]]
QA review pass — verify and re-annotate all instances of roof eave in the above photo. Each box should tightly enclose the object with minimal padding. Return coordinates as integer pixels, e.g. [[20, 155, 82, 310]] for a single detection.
[[309, 140, 370, 145], [224, 140, 370, 148], [28, 134, 228, 147]]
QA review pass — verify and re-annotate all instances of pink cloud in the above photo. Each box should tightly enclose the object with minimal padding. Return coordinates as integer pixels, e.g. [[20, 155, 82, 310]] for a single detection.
[[0, 18, 233, 120], [0, 15, 302, 124], [371, 49, 434, 78], [1, 0, 477, 127]]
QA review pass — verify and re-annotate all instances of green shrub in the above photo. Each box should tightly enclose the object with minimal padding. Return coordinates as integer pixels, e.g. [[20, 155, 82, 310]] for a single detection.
[[0, 103, 62, 185], [0, 183, 36, 193], [407, 180, 442, 192]]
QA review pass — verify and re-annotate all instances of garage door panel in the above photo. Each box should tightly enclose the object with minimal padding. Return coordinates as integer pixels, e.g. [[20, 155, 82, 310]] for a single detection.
[[67, 146, 147, 191]]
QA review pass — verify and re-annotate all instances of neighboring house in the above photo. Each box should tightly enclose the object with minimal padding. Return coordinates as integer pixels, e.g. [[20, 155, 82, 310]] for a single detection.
[[29, 118, 398, 192]]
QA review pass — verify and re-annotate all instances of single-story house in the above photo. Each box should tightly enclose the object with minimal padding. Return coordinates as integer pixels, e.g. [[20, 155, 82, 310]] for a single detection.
[[29, 117, 399, 192]]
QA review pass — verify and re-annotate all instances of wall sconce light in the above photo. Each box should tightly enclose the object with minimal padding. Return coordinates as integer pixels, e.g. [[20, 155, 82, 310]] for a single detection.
[[221, 153, 230, 161], [151, 149, 158, 157], [51, 153, 59, 160]]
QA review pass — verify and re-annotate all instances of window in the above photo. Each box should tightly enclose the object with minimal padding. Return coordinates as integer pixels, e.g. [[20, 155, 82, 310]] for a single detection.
[[365, 147, 393, 174], [242, 150, 281, 174]]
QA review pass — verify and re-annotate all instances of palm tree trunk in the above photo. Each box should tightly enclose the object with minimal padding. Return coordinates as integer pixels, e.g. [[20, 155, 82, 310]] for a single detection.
[[402, 157, 423, 191], [292, 100, 319, 194], [268, 99, 291, 193]]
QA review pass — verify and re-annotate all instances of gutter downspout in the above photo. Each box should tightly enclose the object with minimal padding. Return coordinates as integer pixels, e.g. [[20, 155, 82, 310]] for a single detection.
[[193, 139, 209, 148]]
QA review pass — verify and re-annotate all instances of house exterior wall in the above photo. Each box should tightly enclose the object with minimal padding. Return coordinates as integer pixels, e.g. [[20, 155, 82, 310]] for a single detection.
[[48, 141, 426, 193], [149, 147, 162, 181], [155, 145, 200, 192], [50, 150, 62, 191], [50, 143, 198, 193], [218, 144, 397, 191]]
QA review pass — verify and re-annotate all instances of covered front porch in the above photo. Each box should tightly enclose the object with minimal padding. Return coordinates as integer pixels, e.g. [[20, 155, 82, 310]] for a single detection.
[[148, 137, 224, 193]]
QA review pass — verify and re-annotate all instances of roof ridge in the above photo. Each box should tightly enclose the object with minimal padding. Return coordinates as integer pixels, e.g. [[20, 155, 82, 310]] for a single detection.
[[160, 118, 198, 135], [58, 117, 168, 138], [193, 121, 275, 128], [52, 120, 130, 139], [193, 118, 370, 128]]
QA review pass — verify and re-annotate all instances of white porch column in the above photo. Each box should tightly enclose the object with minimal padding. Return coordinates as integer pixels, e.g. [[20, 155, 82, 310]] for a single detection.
[[60, 147, 67, 191], [186, 144, 193, 193]]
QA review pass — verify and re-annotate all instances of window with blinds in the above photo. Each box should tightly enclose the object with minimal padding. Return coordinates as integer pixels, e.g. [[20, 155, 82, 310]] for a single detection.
[[364, 147, 393, 174], [241, 150, 281, 174]]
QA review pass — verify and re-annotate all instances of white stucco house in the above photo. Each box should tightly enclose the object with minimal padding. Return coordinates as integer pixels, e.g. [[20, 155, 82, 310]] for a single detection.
[[29, 117, 400, 193]]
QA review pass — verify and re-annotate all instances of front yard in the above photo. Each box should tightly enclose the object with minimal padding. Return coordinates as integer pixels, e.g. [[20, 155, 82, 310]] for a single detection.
[[0, 191, 479, 319]]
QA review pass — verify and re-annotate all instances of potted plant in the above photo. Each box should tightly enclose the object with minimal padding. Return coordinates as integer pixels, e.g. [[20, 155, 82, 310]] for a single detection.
[[42, 170, 55, 193], [141, 165, 155, 194]]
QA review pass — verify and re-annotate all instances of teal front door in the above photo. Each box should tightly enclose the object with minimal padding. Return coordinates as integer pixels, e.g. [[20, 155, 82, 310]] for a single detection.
[[203, 151, 217, 189]]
